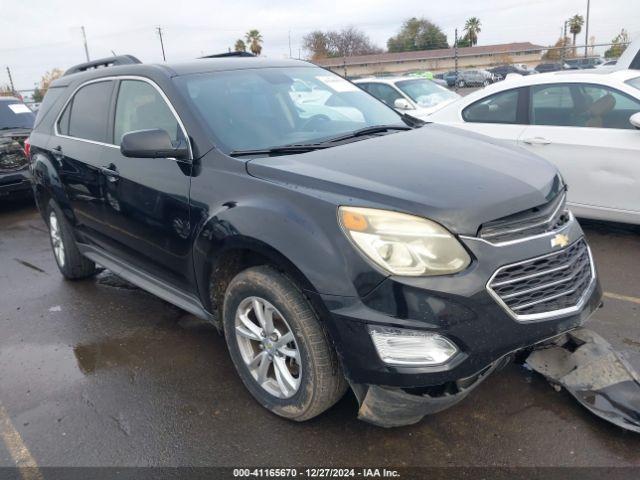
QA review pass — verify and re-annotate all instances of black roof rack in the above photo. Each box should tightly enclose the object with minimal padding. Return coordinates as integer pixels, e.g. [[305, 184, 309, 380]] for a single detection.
[[199, 51, 256, 59], [64, 55, 142, 76]]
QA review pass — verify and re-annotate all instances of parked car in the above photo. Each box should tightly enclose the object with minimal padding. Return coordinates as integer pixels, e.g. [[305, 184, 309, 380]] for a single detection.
[[456, 69, 495, 87], [489, 64, 532, 80], [29, 55, 601, 427], [0, 96, 35, 200], [355, 77, 459, 120], [443, 70, 458, 87], [535, 62, 570, 73], [404, 71, 448, 87], [565, 57, 603, 69], [429, 69, 640, 224]]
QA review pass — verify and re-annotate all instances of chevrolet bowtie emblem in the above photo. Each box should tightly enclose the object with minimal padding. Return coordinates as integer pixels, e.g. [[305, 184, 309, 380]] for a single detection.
[[551, 233, 570, 248]]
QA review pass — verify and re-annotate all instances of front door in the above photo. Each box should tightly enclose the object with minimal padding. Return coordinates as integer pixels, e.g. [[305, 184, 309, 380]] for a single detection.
[[99, 78, 193, 291]]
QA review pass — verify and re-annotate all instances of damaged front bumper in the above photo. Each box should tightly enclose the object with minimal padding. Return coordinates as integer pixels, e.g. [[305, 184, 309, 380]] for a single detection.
[[351, 328, 640, 432], [350, 356, 510, 428], [526, 328, 640, 433]]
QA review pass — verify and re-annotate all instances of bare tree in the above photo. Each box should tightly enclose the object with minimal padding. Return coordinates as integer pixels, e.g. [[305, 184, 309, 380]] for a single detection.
[[303, 26, 381, 59]]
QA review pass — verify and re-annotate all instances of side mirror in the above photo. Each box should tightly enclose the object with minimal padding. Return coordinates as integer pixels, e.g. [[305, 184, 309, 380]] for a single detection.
[[120, 129, 189, 160], [394, 98, 413, 110], [630, 112, 640, 130]]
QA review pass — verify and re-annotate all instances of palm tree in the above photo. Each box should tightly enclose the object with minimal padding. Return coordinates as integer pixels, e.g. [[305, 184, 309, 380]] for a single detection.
[[245, 29, 263, 56], [464, 17, 481, 46], [234, 39, 247, 52], [568, 14, 584, 46]]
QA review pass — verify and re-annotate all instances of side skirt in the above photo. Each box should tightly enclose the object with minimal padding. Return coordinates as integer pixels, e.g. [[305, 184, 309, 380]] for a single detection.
[[78, 243, 217, 324]]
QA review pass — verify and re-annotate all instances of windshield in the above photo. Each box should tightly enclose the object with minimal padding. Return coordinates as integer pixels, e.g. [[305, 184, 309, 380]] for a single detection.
[[627, 77, 640, 92], [0, 100, 35, 129], [174, 66, 404, 152], [395, 79, 458, 108]]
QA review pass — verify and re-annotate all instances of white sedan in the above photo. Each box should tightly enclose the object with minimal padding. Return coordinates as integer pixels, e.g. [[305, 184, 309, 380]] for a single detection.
[[354, 77, 460, 120], [429, 69, 640, 225]]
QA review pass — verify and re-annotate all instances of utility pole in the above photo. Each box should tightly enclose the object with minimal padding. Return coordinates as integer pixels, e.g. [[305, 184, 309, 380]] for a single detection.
[[454, 28, 459, 91], [561, 21, 568, 65], [157, 26, 166, 61], [584, 0, 591, 58], [81, 26, 90, 61], [6, 67, 15, 94]]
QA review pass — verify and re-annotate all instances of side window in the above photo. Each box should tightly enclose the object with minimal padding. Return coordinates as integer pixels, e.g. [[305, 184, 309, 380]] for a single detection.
[[463, 89, 519, 123], [579, 84, 640, 129], [531, 83, 640, 129], [66, 81, 114, 142], [114, 80, 181, 145], [57, 102, 71, 136], [367, 83, 404, 107], [530, 84, 575, 127]]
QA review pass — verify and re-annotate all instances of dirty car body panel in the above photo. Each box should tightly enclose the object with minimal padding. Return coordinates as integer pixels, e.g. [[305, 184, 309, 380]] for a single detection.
[[29, 57, 603, 427]]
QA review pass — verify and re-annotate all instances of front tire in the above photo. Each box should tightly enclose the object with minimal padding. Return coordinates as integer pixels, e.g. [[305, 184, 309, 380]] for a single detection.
[[46, 200, 97, 280], [223, 265, 347, 421], [457, 79, 466, 88]]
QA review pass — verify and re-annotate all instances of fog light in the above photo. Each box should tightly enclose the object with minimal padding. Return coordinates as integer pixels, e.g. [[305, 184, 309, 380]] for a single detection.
[[369, 326, 458, 366]]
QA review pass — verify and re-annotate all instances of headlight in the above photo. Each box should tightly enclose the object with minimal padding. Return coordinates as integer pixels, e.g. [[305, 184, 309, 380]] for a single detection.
[[369, 326, 458, 366], [338, 206, 471, 276]]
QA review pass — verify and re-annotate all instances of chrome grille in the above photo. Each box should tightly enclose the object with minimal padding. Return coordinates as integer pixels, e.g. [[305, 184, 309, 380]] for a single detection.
[[479, 192, 570, 244], [488, 239, 594, 320]]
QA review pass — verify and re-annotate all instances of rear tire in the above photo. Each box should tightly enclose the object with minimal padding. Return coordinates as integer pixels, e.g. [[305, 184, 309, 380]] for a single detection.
[[223, 265, 347, 421], [46, 200, 97, 280]]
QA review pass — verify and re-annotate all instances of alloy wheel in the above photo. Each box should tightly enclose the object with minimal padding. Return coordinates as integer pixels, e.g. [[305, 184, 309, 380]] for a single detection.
[[234, 296, 302, 398], [49, 211, 65, 267]]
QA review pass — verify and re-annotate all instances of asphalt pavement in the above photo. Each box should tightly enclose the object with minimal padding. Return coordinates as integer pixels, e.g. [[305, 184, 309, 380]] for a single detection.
[[0, 197, 639, 472]]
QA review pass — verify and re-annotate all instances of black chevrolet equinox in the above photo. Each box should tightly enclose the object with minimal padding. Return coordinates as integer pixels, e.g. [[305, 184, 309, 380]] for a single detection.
[[29, 55, 602, 427]]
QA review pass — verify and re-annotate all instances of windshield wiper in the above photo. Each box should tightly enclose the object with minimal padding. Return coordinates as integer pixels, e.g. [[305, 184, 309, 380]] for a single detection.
[[229, 125, 414, 158], [0, 126, 30, 131], [318, 125, 412, 144], [229, 144, 330, 157]]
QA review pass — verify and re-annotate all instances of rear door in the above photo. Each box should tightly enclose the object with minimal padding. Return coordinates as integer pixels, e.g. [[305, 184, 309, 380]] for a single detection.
[[99, 78, 193, 291], [53, 80, 116, 241], [517, 82, 640, 217]]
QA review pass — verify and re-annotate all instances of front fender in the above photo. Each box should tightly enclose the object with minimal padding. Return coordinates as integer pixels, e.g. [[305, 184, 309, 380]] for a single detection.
[[191, 194, 385, 303]]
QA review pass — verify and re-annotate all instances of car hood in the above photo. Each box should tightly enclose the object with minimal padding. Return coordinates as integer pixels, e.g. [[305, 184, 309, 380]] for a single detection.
[[246, 124, 561, 235]]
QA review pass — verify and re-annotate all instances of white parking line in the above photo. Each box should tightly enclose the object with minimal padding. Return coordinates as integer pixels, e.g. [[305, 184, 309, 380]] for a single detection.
[[604, 291, 640, 306], [0, 402, 43, 480]]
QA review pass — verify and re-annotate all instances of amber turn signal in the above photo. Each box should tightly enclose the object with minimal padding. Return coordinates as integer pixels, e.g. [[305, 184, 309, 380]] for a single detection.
[[341, 210, 368, 231]]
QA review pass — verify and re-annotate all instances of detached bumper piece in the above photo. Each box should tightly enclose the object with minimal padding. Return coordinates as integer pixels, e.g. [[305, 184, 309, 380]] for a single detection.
[[351, 357, 509, 428], [526, 328, 640, 433]]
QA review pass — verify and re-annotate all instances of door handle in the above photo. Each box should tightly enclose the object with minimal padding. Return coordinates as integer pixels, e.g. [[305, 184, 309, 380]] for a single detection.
[[100, 166, 120, 182], [522, 137, 552, 145]]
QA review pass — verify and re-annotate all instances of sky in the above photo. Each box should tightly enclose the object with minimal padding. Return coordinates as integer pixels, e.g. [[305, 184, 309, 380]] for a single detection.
[[1, 0, 639, 92]]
